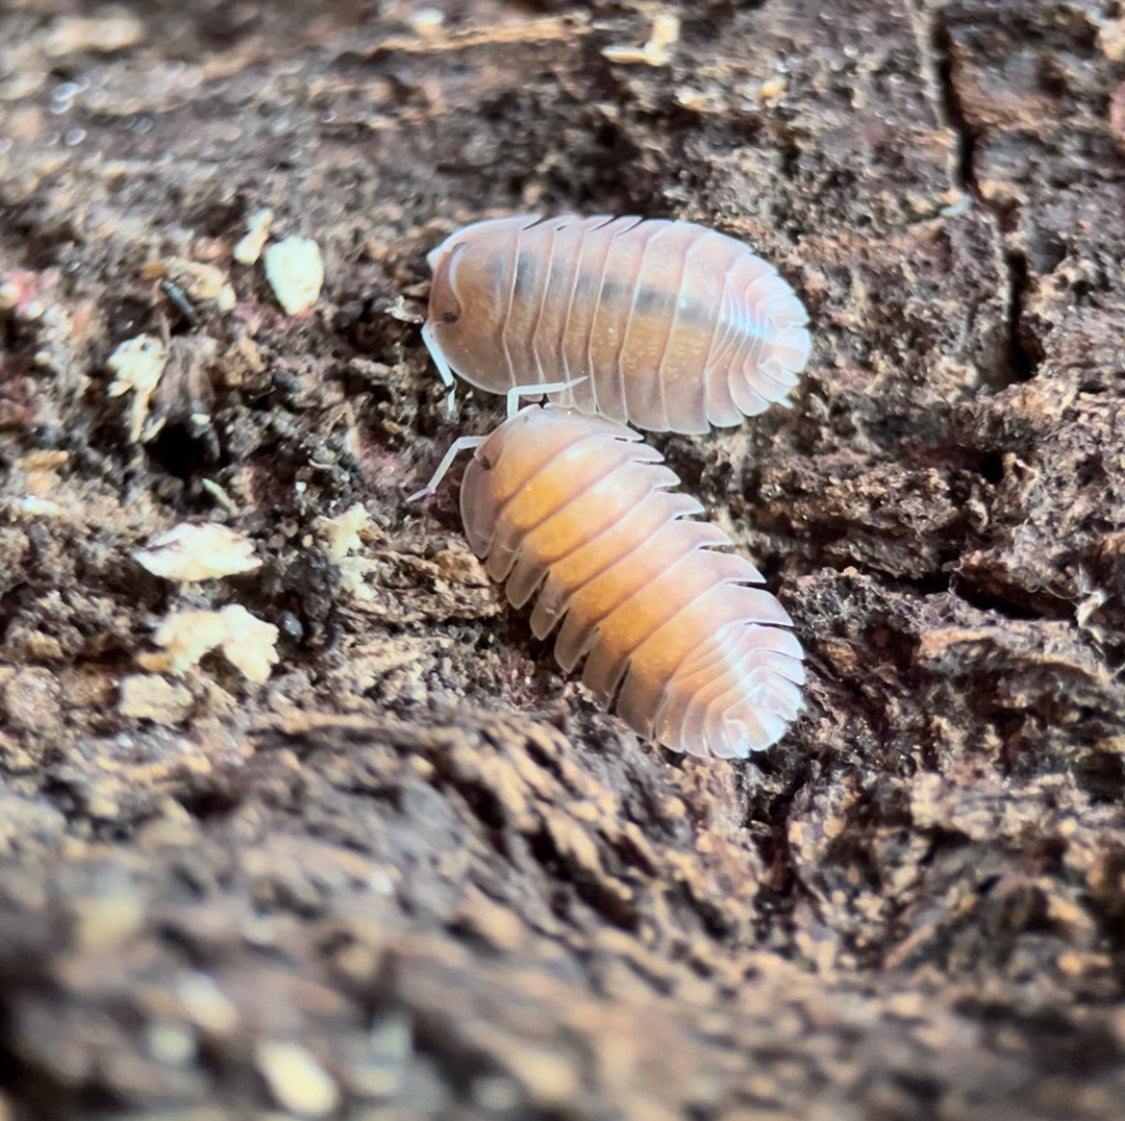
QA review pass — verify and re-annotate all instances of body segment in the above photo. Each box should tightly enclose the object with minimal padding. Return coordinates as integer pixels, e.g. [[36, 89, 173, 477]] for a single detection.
[[459, 406, 805, 758], [424, 214, 811, 434]]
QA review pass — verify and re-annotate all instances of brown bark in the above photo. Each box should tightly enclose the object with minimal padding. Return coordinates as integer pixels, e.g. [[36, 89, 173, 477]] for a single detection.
[[1, 1, 1124, 1118]]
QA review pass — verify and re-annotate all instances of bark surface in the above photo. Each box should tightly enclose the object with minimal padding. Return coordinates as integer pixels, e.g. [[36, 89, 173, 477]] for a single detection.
[[1, 1, 1124, 1118]]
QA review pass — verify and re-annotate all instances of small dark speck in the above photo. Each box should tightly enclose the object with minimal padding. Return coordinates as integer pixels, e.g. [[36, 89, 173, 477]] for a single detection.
[[277, 611, 304, 642], [442, 311, 459, 324], [159, 279, 198, 324]]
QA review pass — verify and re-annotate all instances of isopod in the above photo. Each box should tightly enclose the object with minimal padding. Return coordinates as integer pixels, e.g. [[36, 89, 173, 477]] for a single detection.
[[423, 214, 811, 434], [414, 401, 805, 758]]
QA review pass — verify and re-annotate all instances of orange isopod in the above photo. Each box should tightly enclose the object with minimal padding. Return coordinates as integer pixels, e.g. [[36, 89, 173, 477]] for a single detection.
[[423, 214, 811, 434], [437, 404, 805, 758]]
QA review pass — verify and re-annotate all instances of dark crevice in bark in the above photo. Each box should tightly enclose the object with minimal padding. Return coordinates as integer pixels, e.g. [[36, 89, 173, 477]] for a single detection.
[[927, 9, 977, 198], [1000, 248, 1036, 384], [913, 1, 1039, 388]]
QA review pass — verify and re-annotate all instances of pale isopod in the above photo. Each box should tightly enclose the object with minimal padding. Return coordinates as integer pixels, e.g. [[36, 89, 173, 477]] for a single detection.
[[429, 403, 805, 758], [423, 214, 811, 434]]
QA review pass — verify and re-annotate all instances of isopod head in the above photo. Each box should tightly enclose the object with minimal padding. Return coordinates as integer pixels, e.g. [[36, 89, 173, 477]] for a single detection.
[[425, 218, 528, 394]]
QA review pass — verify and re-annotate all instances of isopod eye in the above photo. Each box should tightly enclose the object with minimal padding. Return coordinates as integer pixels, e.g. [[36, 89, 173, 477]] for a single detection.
[[428, 241, 466, 331]]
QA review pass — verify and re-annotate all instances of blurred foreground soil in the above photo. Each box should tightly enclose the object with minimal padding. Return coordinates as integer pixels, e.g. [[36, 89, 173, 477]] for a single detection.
[[1, 1, 1125, 1118]]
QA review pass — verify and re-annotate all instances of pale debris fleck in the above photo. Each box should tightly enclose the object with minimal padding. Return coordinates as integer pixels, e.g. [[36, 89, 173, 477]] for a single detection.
[[264, 236, 325, 315], [18, 495, 63, 518], [757, 76, 787, 103], [384, 293, 425, 324], [71, 891, 145, 952], [409, 7, 445, 39], [316, 502, 373, 562], [233, 208, 275, 266], [185, 262, 237, 312], [317, 503, 385, 601], [146, 1022, 196, 1067], [145, 257, 237, 312], [134, 523, 261, 582], [255, 1039, 341, 1118], [106, 334, 167, 444], [118, 673, 194, 723], [674, 85, 721, 113], [940, 191, 974, 217], [18, 449, 70, 471], [338, 555, 381, 602], [200, 478, 238, 514], [174, 972, 239, 1035], [44, 7, 145, 57], [602, 12, 680, 67], [139, 605, 279, 683], [1099, 17, 1125, 62]]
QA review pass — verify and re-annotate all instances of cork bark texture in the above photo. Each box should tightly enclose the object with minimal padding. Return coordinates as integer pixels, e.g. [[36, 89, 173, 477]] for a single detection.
[[2, 1, 1125, 1118]]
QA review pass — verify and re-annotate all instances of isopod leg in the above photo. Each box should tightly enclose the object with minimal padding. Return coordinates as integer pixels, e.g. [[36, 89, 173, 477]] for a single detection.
[[421, 320, 457, 412], [406, 436, 486, 503], [505, 375, 589, 419]]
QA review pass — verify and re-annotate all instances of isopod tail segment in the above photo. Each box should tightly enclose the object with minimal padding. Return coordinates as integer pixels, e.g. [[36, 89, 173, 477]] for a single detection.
[[406, 376, 590, 503]]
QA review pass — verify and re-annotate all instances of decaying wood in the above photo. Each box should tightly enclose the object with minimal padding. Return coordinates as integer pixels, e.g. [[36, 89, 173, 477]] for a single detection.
[[1, 1, 1124, 1118]]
